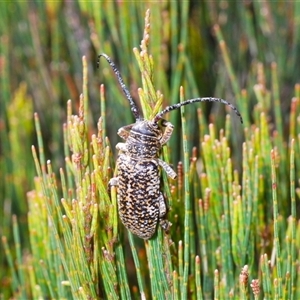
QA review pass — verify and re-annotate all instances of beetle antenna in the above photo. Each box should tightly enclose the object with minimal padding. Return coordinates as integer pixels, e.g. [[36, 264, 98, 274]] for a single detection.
[[153, 97, 243, 124], [97, 53, 141, 121]]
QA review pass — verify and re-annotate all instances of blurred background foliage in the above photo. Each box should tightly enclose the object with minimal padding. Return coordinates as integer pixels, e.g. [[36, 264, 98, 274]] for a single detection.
[[1, 1, 300, 299]]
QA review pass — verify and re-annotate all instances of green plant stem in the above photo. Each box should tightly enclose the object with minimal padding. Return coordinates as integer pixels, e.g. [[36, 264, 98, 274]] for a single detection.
[[271, 149, 283, 298], [180, 86, 191, 300]]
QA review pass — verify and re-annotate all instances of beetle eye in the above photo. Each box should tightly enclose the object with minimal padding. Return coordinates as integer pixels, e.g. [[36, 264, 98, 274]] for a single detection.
[[149, 121, 159, 130]]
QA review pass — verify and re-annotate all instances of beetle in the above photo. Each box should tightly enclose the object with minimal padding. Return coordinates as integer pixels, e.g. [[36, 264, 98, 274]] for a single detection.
[[98, 53, 243, 239]]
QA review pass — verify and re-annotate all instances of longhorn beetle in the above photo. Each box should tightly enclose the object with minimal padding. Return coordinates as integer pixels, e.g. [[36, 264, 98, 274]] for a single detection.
[[98, 53, 243, 239]]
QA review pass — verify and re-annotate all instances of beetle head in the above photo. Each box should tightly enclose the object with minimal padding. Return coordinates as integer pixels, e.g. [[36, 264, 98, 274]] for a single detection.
[[131, 120, 161, 138], [125, 120, 162, 158]]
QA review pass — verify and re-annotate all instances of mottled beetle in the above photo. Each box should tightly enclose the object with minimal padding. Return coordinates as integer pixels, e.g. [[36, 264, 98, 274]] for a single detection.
[[98, 53, 243, 239]]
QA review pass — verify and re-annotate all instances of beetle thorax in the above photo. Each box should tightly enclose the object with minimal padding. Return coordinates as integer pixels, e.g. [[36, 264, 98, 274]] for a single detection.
[[126, 120, 162, 158]]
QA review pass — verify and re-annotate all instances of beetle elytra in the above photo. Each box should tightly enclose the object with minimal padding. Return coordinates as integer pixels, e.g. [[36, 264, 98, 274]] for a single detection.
[[98, 53, 243, 239]]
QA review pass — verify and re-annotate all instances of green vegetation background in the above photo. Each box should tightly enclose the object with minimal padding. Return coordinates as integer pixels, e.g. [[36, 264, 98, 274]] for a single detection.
[[1, 1, 300, 299]]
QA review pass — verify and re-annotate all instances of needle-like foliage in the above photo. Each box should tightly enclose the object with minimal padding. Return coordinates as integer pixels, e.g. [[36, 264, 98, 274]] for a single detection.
[[1, 2, 300, 299]]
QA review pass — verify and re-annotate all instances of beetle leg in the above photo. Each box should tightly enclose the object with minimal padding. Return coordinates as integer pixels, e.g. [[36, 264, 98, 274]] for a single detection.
[[160, 119, 174, 145], [109, 177, 119, 187], [158, 159, 177, 179], [117, 123, 135, 140], [116, 142, 127, 152], [158, 194, 172, 232]]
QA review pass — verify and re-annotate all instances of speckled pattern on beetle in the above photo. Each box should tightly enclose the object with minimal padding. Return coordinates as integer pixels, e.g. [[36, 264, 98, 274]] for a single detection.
[[98, 53, 243, 239]]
